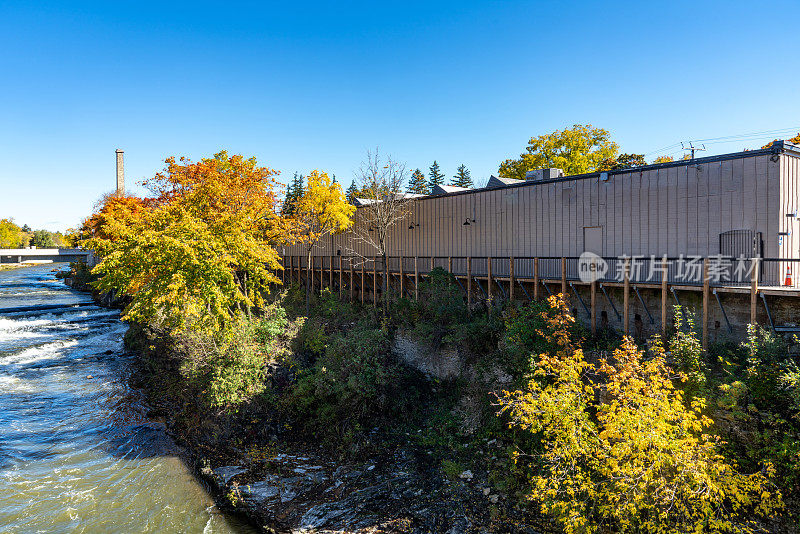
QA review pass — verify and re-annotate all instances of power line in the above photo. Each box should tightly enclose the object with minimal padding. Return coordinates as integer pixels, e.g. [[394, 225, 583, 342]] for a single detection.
[[645, 126, 800, 158]]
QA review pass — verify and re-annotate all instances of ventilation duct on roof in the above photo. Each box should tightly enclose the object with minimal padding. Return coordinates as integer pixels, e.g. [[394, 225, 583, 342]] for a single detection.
[[525, 168, 564, 181]]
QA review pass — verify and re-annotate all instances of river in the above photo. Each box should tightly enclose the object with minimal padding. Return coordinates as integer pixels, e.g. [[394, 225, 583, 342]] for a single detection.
[[0, 264, 255, 533]]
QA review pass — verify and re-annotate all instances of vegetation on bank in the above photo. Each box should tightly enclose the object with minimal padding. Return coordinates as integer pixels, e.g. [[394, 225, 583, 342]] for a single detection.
[[73, 145, 800, 532], [122, 278, 800, 533], [0, 218, 67, 248]]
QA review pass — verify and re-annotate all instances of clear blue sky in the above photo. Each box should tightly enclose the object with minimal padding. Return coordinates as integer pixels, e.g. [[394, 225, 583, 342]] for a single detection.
[[1, 1, 799, 232]]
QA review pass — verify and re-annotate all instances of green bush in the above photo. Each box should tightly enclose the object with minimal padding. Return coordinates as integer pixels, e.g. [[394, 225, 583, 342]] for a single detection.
[[743, 325, 799, 413], [287, 322, 419, 441], [665, 306, 707, 398], [180, 304, 293, 410]]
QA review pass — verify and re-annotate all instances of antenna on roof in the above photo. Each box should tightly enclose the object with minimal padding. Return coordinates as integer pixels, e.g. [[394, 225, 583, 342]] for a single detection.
[[681, 142, 706, 160]]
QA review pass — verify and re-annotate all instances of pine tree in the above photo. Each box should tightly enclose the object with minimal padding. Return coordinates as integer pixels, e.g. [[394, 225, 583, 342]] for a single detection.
[[450, 164, 473, 188], [281, 172, 304, 216], [407, 168, 429, 194], [428, 161, 445, 190], [345, 181, 359, 204]]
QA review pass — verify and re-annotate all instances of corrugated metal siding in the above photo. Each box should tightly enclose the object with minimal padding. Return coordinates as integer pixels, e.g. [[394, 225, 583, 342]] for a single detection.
[[283, 153, 785, 262]]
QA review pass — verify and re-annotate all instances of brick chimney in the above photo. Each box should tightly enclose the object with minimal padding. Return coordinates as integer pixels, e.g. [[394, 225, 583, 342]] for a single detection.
[[115, 149, 125, 195]]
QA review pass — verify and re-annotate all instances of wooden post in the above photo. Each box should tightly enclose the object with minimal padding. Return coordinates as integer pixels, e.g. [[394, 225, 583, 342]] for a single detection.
[[414, 256, 419, 301], [399, 256, 405, 298], [590, 278, 597, 336], [487, 257, 493, 303], [373, 256, 378, 307], [338, 256, 343, 299], [329, 255, 334, 290], [448, 256, 452, 274], [467, 256, 472, 308], [750, 258, 760, 325], [561, 257, 567, 297], [430, 256, 434, 274], [533, 257, 540, 301], [289, 255, 293, 284], [349, 258, 354, 302], [702, 257, 709, 351], [310, 256, 314, 293], [509, 257, 515, 302], [623, 257, 630, 337], [361, 262, 365, 305], [661, 256, 668, 338]]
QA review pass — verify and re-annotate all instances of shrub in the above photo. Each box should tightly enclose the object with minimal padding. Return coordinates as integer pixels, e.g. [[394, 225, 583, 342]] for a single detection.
[[496, 296, 782, 533], [180, 304, 293, 410], [287, 322, 418, 441], [664, 306, 707, 397], [743, 325, 798, 413]]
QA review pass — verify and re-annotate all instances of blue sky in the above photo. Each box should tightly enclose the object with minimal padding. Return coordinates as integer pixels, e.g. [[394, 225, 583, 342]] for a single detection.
[[1, 1, 799, 232]]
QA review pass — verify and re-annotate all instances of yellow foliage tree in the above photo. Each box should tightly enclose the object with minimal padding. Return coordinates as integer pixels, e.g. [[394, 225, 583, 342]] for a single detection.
[[291, 170, 355, 314], [0, 219, 26, 248], [91, 151, 284, 333], [498, 124, 619, 180], [497, 296, 781, 533]]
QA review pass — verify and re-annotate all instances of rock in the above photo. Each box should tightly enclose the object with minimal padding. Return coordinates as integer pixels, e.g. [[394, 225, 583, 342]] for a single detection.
[[212, 465, 247, 485], [459, 470, 473, 481], [393, 331, 464, 380], [488, 494, 499, 504], [483, 487, 491, 496], [241, 479, 281, 502]]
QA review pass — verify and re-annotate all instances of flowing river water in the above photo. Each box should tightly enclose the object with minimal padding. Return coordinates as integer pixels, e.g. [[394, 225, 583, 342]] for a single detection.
[[0, 264, 256, 533]]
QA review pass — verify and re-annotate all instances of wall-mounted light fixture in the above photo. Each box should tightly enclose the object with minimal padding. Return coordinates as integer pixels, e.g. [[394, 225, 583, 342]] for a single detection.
[[368, 225, 375, 232], [408, 223, 419, 230], [463, 218, 475, 226]]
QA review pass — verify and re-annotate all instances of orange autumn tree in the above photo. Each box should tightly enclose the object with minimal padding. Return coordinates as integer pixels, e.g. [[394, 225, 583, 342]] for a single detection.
[[291, 170, 355, 314], [78, 193, 151, 256], [92, 151, 285, 333]]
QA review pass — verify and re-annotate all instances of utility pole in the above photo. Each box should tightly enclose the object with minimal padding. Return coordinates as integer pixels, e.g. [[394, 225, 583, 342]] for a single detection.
[[681, 142, 706, 160]]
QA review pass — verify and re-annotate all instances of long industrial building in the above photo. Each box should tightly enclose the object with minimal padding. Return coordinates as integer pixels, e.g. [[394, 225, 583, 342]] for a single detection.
[[284, 141, 800, 272]]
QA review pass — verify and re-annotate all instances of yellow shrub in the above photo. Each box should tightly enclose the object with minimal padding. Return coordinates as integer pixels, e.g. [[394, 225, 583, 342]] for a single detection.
[[497, 296, 782, 533]]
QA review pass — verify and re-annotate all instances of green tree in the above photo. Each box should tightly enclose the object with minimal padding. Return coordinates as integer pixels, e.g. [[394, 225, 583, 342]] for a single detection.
[[450, 164, 473, 188], [427, 160, 445, 189], [406, 168, 429, 194], [345, 181, 359, 204], [281, 172, 305, 217], [598, 153, 646, 171], [498, 124, 619, 179], [31, 229, 57, 248]]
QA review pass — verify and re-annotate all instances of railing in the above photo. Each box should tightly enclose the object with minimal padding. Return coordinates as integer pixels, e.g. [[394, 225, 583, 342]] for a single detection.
[[284, 255, 800, 288]]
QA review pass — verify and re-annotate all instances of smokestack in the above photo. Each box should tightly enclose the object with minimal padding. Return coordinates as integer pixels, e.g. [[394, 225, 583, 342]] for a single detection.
[[115, 149, 125, 195]]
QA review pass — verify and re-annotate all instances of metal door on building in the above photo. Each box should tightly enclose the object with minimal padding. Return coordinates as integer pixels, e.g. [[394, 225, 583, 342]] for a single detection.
[[583, 226, 603, 256]]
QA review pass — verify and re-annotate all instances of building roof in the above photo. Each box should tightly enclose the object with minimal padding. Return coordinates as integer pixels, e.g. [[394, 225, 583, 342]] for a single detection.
[[486, 175, 523, 188], [431, 184, 471, 195], [416, 141, 799, 201]]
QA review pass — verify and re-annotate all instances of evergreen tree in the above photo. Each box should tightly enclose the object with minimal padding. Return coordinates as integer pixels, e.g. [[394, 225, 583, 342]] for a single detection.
[[427, 161, 445, 190], [345, 181, 359, 204], [281, 172, 304, 216], [450, 164, 473, 188], [407, 168, 429, 194]]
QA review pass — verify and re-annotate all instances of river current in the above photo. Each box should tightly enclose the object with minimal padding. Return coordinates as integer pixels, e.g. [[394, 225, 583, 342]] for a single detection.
[[0, 264, 254, 533]]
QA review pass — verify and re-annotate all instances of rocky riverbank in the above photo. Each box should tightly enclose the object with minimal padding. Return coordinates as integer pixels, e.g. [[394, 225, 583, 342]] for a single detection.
[[125, 326, 537, 534]]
